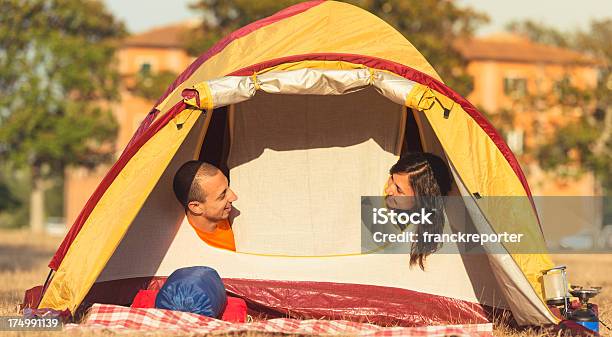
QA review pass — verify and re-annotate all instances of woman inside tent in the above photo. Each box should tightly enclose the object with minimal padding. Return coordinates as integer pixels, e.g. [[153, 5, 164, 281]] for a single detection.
[[384, 152, 452, 269]]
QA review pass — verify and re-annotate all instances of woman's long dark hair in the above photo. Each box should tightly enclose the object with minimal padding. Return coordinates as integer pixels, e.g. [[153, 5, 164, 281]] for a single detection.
[[390, 152, 451, 270]]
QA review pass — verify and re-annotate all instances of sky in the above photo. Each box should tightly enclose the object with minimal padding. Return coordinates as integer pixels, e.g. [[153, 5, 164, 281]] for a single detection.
[[103, 0, 611, 35]]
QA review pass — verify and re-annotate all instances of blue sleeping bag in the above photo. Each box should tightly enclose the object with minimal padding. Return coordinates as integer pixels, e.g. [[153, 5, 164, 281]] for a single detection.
[[155, 266, 227, 318]]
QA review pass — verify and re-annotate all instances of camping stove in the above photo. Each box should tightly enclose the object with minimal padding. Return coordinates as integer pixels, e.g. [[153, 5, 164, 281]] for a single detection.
[[568, 286, 602, 333], [543, 266, 608, 334]]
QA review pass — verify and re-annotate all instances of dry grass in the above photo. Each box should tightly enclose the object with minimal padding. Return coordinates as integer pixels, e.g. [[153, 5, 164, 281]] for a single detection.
[[0, 228, 610, 336], [489, 254, 612, 337]]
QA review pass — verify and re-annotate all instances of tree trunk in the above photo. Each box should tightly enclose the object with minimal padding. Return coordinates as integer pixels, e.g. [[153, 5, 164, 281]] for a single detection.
[[593, 105, 612, 157], [29, 168, 45, 233]]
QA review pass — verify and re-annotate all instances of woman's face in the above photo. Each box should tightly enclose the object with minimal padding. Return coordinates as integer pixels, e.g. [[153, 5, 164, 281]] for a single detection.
[[385, 173, 415, 210]]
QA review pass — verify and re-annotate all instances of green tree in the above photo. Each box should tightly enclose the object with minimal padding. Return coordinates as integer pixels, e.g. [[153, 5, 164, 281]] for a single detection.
[[0, 164, 29, 228], [506, 20, 571, 48], [186, 0, 488, 96], [0, 0, 126, 231], [0, 182, 20, 213], [133, 70, 179, 101], [506, 19, 611, 195]]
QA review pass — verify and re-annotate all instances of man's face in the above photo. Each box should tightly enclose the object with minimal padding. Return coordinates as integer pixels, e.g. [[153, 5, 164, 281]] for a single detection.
[[188, 171, 238, 226], [384, 173, 415, 210]]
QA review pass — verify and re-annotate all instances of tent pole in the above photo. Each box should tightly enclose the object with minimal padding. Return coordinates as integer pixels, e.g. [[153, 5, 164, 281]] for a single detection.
[[36, 268, 54, 308]]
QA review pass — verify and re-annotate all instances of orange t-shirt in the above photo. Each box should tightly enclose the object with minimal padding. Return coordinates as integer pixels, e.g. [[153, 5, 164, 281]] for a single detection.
[[191, 219, 236, 251]]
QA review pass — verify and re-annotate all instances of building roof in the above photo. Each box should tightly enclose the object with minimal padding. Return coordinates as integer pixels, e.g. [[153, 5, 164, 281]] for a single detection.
[[455, 33, 599, 65], [122, 21, 198, 49]]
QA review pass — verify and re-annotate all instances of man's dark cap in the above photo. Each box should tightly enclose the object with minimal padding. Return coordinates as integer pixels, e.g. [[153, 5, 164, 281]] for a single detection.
[[173, 160, 202, 207]]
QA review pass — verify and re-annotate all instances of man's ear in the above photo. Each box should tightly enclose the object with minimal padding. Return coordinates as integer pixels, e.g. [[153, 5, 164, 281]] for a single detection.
[[187, 201, 203, 215]]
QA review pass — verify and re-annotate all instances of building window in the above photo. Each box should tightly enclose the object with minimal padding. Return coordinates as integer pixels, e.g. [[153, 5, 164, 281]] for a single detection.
[[503, 77, 527, 98], [139, 62, 152, 76], [553, 76, 572, 98], [135, 56, 156, 76]]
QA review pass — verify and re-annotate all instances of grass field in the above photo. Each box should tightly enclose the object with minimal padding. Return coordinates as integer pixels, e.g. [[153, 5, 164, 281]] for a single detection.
[[0, 228, 610, 336]]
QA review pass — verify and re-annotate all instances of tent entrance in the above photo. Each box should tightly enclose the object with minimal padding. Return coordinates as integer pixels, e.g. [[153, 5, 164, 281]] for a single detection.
[[198, 87, 423, 256]]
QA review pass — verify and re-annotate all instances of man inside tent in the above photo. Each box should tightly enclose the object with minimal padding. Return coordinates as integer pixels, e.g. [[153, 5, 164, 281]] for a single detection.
[[173, 161, 238, 251]]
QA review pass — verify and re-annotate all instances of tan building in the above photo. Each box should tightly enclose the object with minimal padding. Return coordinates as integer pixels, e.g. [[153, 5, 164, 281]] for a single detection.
[[65, 26, 601, 227], [455, 33, 601, 196], [64, 22, 196, 225]]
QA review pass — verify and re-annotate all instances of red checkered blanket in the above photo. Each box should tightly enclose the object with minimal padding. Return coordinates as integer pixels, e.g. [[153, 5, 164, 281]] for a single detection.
[[65, 304, 494, 336]]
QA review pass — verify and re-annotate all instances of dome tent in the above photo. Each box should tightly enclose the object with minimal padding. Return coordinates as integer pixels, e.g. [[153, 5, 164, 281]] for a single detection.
[[32, 1, 558, 327]]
